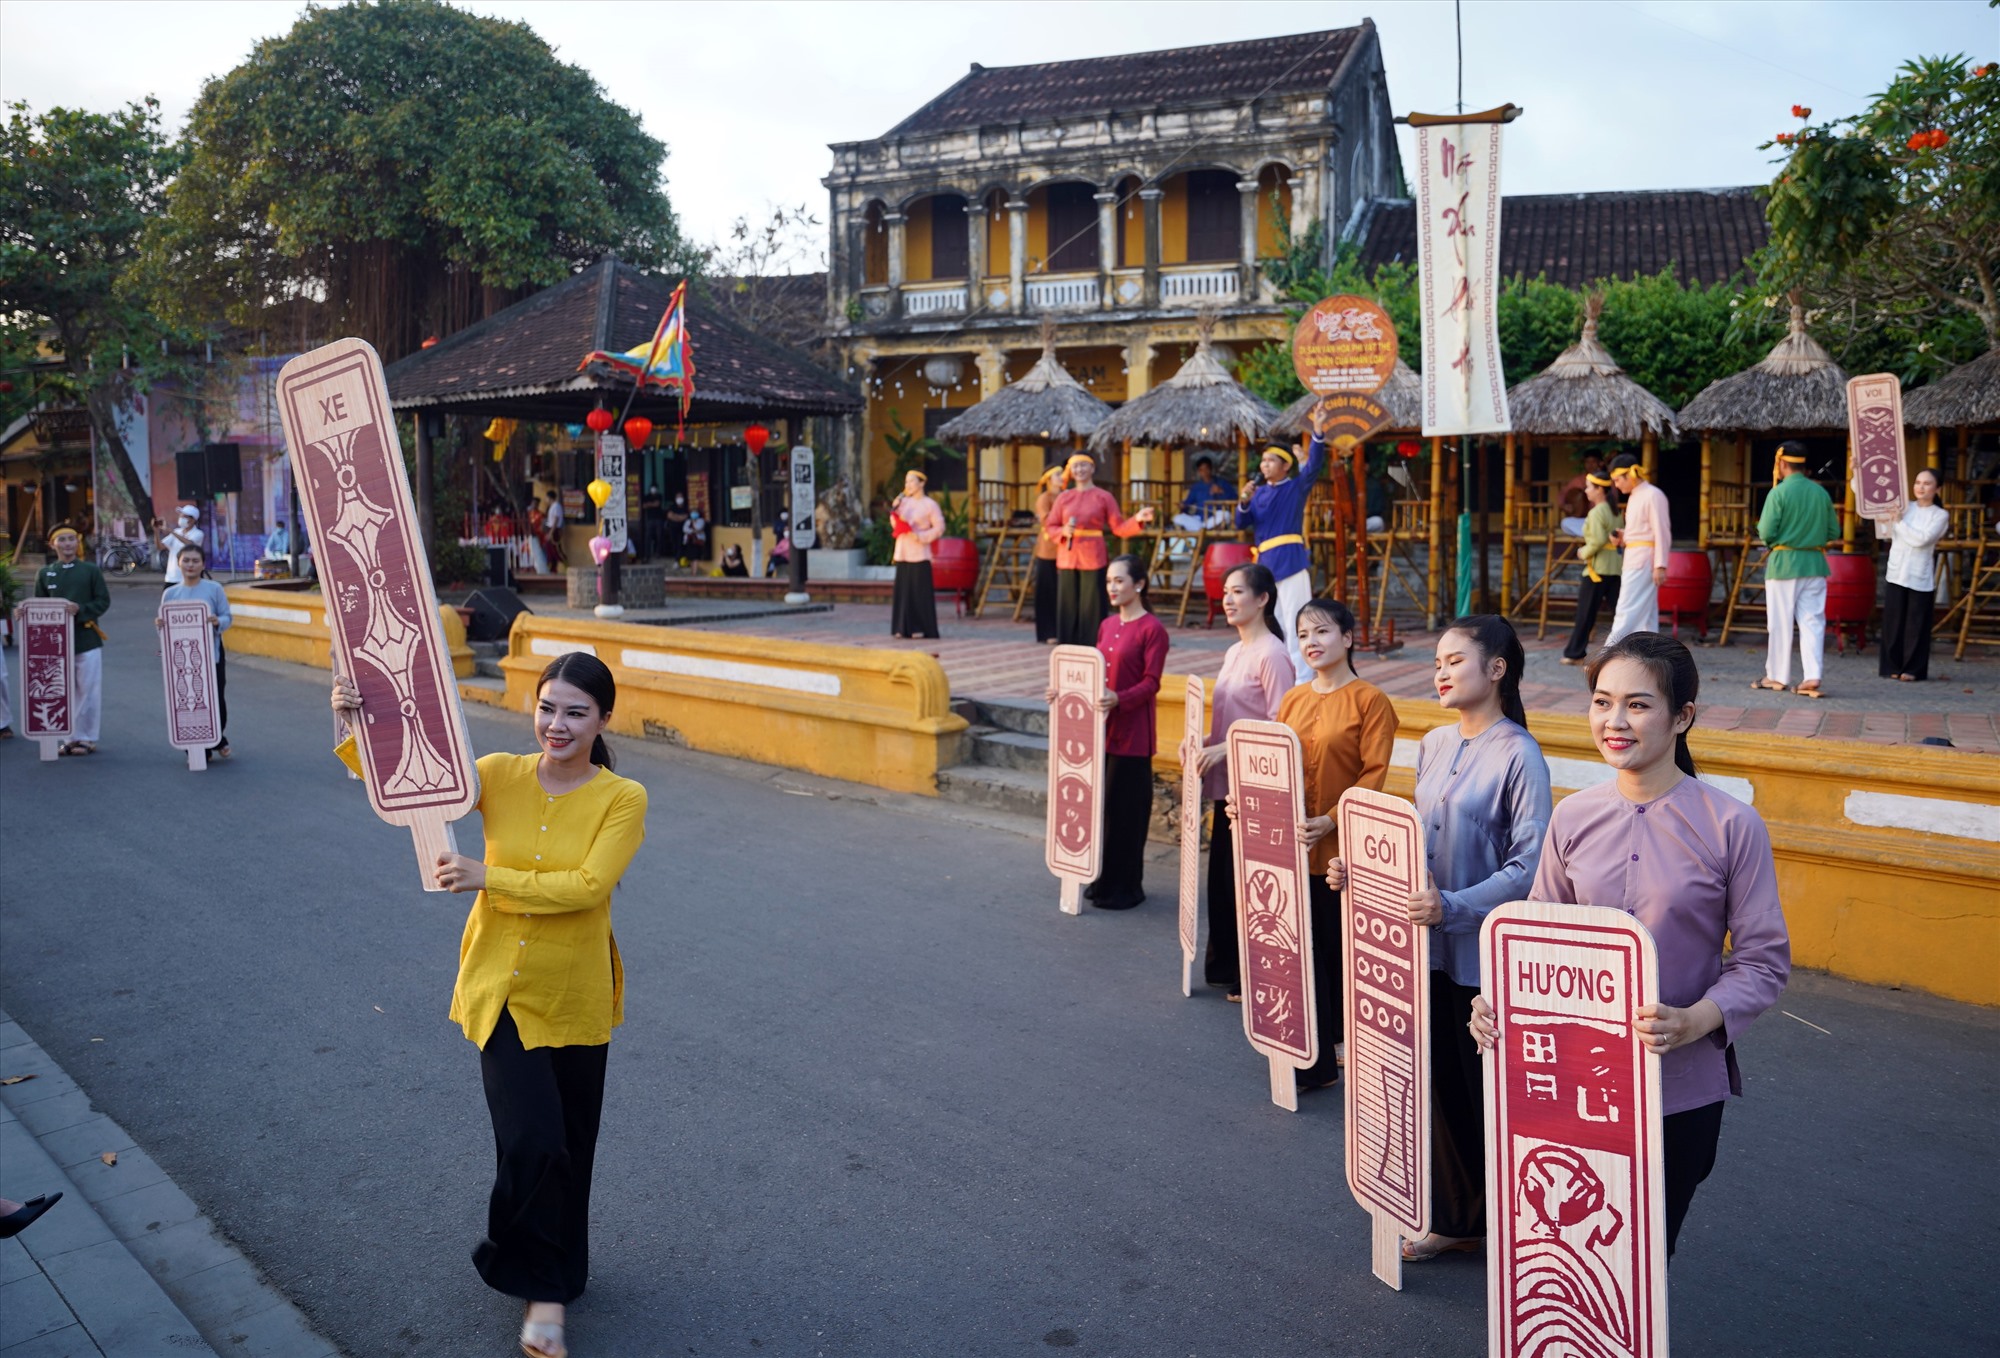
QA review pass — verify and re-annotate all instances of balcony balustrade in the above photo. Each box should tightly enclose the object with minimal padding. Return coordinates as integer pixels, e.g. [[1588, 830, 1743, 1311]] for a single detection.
[[904, 283, 968, 316], [1024, 274, 1101, 309], [1160, 267, 1239, 301]]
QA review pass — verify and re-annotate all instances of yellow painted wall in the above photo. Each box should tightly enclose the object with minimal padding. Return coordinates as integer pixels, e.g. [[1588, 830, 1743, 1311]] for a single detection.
[[222, 584, 472, 678], [865, 362, 980, 494], [1117, 179, 1143, 268], [1256, 167, 1293, 258], [1025, 187, 1050, 272], [905, 196, 934, 282]]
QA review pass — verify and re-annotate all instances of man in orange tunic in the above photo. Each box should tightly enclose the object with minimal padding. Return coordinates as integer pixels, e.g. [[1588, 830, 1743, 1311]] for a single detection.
[[1047, 453, 1153, 646]]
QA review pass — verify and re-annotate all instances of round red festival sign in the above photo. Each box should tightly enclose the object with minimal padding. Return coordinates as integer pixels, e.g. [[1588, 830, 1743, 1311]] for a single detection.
[[1293, 295, 1398, 396]]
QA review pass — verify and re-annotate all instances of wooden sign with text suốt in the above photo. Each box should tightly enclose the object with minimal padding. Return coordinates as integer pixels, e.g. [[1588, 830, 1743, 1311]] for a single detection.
[[1177, 675, 1205, 996], [276, 339, 479, 890], [1046, 645, 1106, 916], [158, 599, 220, 771], [1228, 720, 1316, 1111], [1482, 901, 1667, 1358], [18, 598, 74, 762]]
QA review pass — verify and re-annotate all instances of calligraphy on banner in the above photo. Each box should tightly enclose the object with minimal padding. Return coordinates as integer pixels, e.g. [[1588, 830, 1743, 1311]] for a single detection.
[[1482, 902, 1667, 1358], [1294, 295, 1399, 396], [1413, 111, 1514, 436], [1228, 720, 1316, 1109], [1847, 373, 1908, 524], [1045, 645, 1106, 915]]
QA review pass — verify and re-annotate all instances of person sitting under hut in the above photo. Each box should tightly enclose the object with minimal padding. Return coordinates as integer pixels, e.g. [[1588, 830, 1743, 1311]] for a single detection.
[[1172, 456, 1237, 531], [1559, 451, 1607, 537]]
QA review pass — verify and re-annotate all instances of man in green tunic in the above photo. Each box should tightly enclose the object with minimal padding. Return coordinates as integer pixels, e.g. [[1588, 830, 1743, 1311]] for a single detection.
[[1753, 442, 1841, 698], [33, 523, 111, 753]]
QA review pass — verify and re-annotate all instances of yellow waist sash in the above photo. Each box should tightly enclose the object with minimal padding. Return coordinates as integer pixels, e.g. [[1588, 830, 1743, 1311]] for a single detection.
[[1254, 534, 1306, 558]]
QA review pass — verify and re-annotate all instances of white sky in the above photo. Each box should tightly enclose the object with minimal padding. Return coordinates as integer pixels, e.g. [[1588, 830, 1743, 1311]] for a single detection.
[[3, 0, 1994, 268]]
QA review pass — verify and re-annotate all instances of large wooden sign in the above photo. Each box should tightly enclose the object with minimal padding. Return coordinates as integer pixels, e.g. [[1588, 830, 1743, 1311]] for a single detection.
[[1227, 720, 1316, 1111], [1336, 787, 1432, 1290], [1294, 295, 1398, 396], [1482, 902, 1666, 1358], [276, 339, 480, 890], [1046, 645, 1106, 916], [158, 599, 221, 772], [1847, 373, 1907, 524], [17, 598, 74, 762], [1177, 676, 1205, 997]]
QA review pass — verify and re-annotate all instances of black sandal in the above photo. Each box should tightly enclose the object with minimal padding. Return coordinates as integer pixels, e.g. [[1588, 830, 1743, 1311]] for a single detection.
[[0, 1193, 62, 1239]]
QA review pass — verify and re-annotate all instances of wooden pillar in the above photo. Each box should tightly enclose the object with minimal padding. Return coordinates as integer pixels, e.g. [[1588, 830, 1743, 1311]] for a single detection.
[[1842, 437, 1857, 552], [1698, 434, 1712, 549], [1427, 435, 1444, 629], [1235, 429, 1249, 499], [1955, 424, 1968, 480], [1641, 427, 1658, 481], [1140, 188, 1164, 309], [1475, 438, 1490, 612], [1926, 426, 1940, 473], [1500, 433, 1517, 612]]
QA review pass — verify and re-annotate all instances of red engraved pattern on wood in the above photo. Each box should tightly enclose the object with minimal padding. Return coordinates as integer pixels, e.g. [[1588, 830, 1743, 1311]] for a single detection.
[[159, 600, 219, 748], [279, 346, 471, 814], [1233, 726, 1312, 1063], [1177, 677, 1204, 961], [20, 600, 74, 740], [1489, 914, 1663, 1358], [1847, 375, 1906, 519], [1045, 647, 1103, 880], [1339, 791, 1428, 1234]]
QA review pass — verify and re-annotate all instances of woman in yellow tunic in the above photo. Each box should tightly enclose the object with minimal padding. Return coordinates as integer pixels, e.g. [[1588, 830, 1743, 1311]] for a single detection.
[[332, 652, 646, 1358]]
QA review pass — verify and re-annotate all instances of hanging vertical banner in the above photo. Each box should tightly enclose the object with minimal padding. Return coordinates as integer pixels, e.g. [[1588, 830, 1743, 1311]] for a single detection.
[[158, 598, 221, 771], [597, 434, 629, 553], [1847, 373, 1907, 524], [18, 598, 75, 762], [1228, 719, 1316, 1112], [1177, 676, 1205, 997], [1412, 106, 1518, 437], [1482, 901, 1667, 1358], [1046, 644, 1106, 916]]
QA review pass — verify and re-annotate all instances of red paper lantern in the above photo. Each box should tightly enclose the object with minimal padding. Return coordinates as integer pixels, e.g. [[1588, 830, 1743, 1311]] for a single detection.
[[421, 335, 440, 349], [585, 408, 615, 433], [623, 416, 653, 445], [743, 424, 770, 455]]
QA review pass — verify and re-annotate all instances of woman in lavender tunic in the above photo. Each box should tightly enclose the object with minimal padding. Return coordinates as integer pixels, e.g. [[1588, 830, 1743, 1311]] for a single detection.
[[1472, 631, 1790, 1257]]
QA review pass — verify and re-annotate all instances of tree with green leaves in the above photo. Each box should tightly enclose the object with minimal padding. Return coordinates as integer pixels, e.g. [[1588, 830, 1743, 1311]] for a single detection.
[[137, 0, 698, 362], [0, 96, 190, 522]]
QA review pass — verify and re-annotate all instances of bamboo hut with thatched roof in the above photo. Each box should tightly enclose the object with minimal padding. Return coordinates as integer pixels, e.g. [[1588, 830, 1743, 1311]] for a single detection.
[[1905, 347, 2000, 478], [1501, 295, 1679, 618], [1091, 315, 1280, 498], [1904, 348, 2000, 657]]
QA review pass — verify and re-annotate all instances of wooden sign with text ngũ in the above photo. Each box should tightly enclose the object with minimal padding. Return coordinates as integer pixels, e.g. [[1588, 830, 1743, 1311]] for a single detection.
[[1337, 786, 1432, 1290], [1228, 720, 1316, 1111], [1847, 373, 1908, 524], [1046, 645, 1106, 916], [158, 599, 221, 771], [18, 598, 74, 762], [276, 338, 480, 891], [1177, 676, 1205, 996], [1482, 901, 1667, 1358]]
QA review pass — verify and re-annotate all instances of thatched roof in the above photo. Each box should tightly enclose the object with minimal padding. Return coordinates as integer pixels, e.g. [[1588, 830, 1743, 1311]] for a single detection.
[[1904, 347, 2000, 430], [1267, 358, 1421, 440], [933, 320, 1111, 448], [1089, 317, 1278, 453], [1677, 303, 1848, 433], [1505, 296, 1679, 441]]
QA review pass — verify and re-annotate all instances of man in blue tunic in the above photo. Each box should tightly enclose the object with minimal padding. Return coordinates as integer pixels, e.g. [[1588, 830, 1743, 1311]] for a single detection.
[[1236, 405, 1332, 681]]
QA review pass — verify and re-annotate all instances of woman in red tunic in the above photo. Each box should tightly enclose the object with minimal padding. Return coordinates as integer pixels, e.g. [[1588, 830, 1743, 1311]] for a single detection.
[[1047, 453, 1153, 646]]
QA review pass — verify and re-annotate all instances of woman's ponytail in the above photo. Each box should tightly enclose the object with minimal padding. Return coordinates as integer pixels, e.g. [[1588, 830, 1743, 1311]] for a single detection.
[[1444, 614, 1527, 728]]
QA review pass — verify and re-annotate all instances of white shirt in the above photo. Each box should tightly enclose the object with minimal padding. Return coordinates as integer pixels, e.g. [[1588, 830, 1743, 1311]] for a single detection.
[[162, 523, 205, 584], [1877, 502, 1949, 592], [545, 499, 564, 531]]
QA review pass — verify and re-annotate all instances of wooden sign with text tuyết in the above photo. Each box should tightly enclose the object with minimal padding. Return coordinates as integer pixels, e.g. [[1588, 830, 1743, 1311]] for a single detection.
[[276, 339, 479, 890], [18, 599, 74, 762], [158, 599, 220, 771], [1046, 645, 1106, 916], [1177, 675, 1205, 996], [1228, 720, 1316, 1111]]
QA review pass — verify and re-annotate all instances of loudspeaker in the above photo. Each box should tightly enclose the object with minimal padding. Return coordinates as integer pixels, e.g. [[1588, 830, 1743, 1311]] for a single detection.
[[175, 447, 208, 502], [464, 587, 531, 642], [205, 443, 242, 496]]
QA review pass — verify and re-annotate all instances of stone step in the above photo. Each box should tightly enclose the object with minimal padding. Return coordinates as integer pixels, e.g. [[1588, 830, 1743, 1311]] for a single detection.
[[935, 763, 1047, 819], [967, 726, 1048, 773], [475, 655, 506, 679], [971, 696, 1048, 737]]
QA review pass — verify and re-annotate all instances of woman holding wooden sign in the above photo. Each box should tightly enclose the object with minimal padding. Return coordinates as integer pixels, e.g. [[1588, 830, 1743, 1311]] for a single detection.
[[1473, 632, 1790, 1258], [159, 544, 233, 759], [332, 651, 647, 1358], [1188, 562, 1294, 997], [1082, 554, 1169, 910], [1332, 614, 1551, 1259], [1875, 467, 1949, 681]]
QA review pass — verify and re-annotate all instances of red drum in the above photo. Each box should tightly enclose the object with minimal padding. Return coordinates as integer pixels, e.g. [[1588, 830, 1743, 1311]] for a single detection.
[[930, 537, 979, 615], [1658, 550, 1713, 640], [1201, 542, 1256, 626], [1824, 551, 1874, 653]]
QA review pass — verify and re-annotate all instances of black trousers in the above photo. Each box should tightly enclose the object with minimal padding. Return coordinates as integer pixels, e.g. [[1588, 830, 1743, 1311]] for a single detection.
[[1033, 557, 1059, 643], [1663, 1100, 1724, 1258], [1563, 574, 1622, 660], [211, 650, 229, 750], [1878, 582, 1935, 680], [1089, 754, 1152, 910], [1203, 804, 1240, 988], [1056, 567, 1106, 647], [1429, 972, 1487, 1238], [472, 1007, 609, 1303], [891, 560, 939, 638], [1295, 877, 1344, 1087]]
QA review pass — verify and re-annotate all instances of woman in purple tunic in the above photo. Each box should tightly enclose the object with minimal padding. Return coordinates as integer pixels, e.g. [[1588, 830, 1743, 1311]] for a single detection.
[[1472, 631, 1791, 1257]]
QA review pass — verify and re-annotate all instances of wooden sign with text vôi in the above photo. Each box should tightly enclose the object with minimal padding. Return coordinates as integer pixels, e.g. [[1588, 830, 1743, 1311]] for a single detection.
[[1337, 786, 1432, 1290], [158, 599, 220, 772], [1046, 645, 1106, 915], [1482, 902, 1667, 1358], [1847, 373, 1908, 524], [18, 598, 75, 762], [1177, 676, 1205, 996], [276, 339, 480, 891], [1227, 720, 1315, 1111]]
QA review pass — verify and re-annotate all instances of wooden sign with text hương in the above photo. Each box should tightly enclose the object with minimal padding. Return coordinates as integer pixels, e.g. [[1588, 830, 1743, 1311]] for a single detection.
[[158, 599, 220, 771], [1177, 675, 1205, 996], [18, 598, 75, 762], [1228, 719, 1316, 1111], [1046, 645, 1106, 916], [1482, 901, 1667, 1358], [275, 338, 480, 890]]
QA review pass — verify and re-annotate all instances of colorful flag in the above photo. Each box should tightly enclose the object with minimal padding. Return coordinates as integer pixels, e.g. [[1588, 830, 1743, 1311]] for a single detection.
[[577, 280, 697, 436]]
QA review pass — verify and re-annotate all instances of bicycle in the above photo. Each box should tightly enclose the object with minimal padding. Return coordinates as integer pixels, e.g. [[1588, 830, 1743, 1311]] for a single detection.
[[98, 536, 154, 575]]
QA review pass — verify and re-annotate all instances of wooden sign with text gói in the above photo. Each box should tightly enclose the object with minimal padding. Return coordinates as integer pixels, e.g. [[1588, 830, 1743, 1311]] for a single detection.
[[18, 599, 74, 762], [1482, 901, 1667, 1358], [1046, 645, 1106, 916], [1228, 720, 1316, 1111], [1177, 675, 1205, 996], [158, 599, 221, 771], [1847, 373, 1908, 524], [276, 339, 479, 890], [1337, 786, 1432, 1290]]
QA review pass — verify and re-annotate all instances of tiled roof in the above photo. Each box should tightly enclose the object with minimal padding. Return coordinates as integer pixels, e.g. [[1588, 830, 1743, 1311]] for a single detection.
[[1352, 188, 1771, 288], [886, 27, 1365, 137], [384, 260, 859, 420]]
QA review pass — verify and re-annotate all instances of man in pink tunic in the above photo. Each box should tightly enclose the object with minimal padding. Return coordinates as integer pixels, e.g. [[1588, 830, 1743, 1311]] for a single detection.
[[1605, 452, 1671, 643]]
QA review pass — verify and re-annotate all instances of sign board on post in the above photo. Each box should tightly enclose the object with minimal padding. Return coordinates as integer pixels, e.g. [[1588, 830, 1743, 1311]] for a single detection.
[[1336, 787, 1431, 1289], [1293, 295, 1399, 395], [18, 598, 74, 762], [1847, 373, 1908, 524], [158, 599, 221, 772], [1482, 901, 1667, 1358], [597, 434, 629, 553], [1227, 719, 1316, 1111], [1045, 645, 1106, 916], [276, 338, 480, 891], [790, 446, 817, 550], [1177, 676, 1205, 997]]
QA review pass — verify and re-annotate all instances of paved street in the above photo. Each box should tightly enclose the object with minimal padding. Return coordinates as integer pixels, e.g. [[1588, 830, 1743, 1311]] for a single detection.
[[1, 631, 1996, 1358]]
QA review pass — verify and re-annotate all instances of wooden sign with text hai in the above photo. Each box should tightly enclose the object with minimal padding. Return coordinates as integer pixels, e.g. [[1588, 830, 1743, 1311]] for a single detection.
[[1046, 645, 1106, 915], [1482, 901, 1667, 1358], [1177, 676, 1205, 996], [18, 599, 74, 762], [1228, 720, 1316, 1111], [158, 599, 221, 771], [276, 339, 479, 890]]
